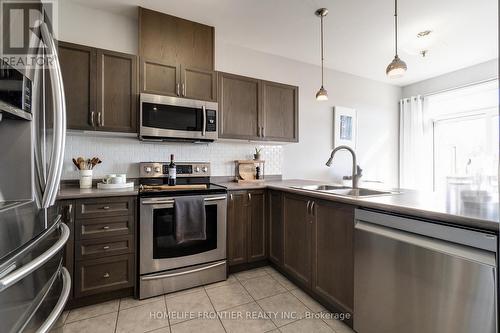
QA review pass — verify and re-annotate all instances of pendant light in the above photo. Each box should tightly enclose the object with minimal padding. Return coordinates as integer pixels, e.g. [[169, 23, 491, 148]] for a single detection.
[[386, 0, 407, 78], [315, 8, 328, 101]]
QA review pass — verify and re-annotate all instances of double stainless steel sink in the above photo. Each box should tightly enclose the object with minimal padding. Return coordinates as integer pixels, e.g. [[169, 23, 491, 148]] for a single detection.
[[291, 184, 397, 198]]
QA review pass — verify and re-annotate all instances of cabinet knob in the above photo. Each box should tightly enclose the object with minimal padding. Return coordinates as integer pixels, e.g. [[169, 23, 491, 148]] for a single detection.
[[102, 206, 110, 210], [103, 272, 110, 278], [176, 83, 180, 96], [103, 245, 110, 250], [90, 111, 95, 127], [230, 194, 233, 201], [102, 226, 110, 230], [248, 193, 252, 201]]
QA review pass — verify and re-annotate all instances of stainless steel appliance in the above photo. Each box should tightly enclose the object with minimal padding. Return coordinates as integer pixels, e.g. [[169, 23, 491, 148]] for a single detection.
[[354, 209, 497, 333], [139, 93, 218, 142], [139, 162, 227, 299], [0, 60, 32, 120], [0, 5, 69, 333]]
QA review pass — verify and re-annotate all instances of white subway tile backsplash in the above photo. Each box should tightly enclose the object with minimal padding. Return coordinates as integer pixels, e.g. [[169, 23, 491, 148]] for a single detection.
[[63, 134, 283, 179]]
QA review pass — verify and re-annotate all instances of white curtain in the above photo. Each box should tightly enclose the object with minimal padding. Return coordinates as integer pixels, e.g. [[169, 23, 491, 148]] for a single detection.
[[399, 96, 433, 190]]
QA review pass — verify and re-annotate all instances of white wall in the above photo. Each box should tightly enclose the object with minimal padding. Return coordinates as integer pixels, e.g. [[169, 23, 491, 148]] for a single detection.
[[402, 59, 498, 97], [58, 2, 402, 185]]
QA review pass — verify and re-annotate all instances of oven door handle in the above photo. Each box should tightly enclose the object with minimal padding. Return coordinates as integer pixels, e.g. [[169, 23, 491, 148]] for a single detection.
[[141, 196, 226, 205], [141, 261, 226, 281]]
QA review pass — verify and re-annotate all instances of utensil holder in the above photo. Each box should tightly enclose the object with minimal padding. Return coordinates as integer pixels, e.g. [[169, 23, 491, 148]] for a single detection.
[[79, 170, 93, 189]]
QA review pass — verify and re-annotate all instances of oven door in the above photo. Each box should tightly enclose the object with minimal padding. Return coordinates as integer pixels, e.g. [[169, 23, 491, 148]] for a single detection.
[[140, 194, 226, 274], [139, 94, 218, 141]]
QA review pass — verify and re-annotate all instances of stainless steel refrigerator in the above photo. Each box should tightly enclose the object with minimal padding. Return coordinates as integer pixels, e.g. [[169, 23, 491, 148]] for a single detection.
[[0, 2, 69, 332]]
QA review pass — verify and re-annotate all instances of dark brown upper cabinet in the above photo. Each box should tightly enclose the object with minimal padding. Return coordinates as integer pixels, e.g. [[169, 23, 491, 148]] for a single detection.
[[139, 7, 216, 102], [58, 42, 96, 130], [261, 81, 299, 142], [58, 41, 138, 133], [96, 49, 137, 132], [218, 72, 261, 140], [218, 72, 299, 142]]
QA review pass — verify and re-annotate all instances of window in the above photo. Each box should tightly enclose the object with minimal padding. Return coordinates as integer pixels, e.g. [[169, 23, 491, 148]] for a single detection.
[[400, 79, 499, 193]]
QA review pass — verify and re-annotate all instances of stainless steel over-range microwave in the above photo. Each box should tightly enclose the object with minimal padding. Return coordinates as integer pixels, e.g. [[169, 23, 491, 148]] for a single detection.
[[139, 93, 218, 142]]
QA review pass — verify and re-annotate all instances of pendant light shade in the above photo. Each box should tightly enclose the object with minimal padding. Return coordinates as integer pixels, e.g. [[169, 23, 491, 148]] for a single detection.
[[386, 55, 407, 78], [386, 0, 407, 78], [315, 8, 328, 101]]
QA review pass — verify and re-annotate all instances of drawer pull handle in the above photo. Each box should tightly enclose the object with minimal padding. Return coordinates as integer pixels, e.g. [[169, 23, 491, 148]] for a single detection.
[[102, 226, 110, 230], [102, 206, 110, 210], [103, 272, 110, 278], [103, 246, 110, 250]]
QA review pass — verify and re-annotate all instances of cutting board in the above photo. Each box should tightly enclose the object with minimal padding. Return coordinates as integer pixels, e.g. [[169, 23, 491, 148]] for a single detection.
[[140, 184, 208, 190]]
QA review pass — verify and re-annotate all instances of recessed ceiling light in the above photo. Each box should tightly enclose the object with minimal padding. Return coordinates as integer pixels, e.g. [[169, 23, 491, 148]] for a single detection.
[[417, 30, 433, 38]]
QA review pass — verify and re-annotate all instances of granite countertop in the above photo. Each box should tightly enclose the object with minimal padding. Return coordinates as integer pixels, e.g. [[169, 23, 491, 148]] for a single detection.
[[220, 179, 499, 232], [57, 179, 499, 232]]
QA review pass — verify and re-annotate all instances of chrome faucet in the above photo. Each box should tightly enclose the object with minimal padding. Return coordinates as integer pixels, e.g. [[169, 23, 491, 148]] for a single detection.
[[326, 145, 363, 189]]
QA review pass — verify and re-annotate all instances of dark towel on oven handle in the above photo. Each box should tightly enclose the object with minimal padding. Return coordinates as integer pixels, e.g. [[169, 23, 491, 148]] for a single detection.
[[174, 196, 207, 243]]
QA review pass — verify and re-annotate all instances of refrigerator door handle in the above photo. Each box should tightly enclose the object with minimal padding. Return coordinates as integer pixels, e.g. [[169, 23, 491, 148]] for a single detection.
[[0, 222, 69, 292], [39, 21, 66, 208], [36, 266, 71, 333]]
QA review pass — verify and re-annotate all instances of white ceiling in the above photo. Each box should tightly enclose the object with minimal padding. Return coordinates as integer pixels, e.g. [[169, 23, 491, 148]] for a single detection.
[[67, 0, 498, 86]]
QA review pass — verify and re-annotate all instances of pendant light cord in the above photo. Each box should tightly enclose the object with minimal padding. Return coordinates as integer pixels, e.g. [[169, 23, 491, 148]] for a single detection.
[[394, 0, 398, 57], [320, 14, 324, 87]]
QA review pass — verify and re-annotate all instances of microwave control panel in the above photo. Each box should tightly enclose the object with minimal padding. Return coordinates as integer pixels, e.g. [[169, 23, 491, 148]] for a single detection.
[[206, 110, 216, 132]]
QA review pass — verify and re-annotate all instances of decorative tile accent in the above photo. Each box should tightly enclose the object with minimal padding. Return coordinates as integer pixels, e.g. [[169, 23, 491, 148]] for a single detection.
[[63, 134, 283, 179]]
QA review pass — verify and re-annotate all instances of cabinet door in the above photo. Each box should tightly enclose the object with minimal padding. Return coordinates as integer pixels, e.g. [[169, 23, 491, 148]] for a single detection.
[[312, 200, 354, 313], [283, 194, 312, 287], [57, 200, 75, 300], [261, 81, 298, 142], [218, 72, 261, 140], [175, 18, 214, 71], [58, 42, 96, 130], [268, 190, 284, 267], [96, 50, 138, 132], [140, 58, 180, 97], [247, 190, 266, 262], [181, 66, 216, 101], [227, 191, 248, 266]]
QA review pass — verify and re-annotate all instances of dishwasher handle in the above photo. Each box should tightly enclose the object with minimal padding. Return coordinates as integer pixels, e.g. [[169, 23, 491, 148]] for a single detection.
[[356, 220, 496, 267]]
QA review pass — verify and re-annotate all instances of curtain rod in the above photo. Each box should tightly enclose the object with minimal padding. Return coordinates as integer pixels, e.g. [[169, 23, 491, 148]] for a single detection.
[[423, 77, 498, 97]]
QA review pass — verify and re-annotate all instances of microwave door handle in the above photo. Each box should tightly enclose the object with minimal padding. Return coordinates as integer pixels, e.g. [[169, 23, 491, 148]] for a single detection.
[[40, 21, 67, 207], [202, 106, 206, 136]]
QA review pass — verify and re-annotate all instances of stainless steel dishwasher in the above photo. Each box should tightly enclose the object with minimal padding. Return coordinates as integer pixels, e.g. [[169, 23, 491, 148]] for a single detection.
[[354, 209, 497, 333]]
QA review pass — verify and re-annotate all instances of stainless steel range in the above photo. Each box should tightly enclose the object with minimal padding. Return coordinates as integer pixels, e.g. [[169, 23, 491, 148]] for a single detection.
[[138, 162, 227, 299]]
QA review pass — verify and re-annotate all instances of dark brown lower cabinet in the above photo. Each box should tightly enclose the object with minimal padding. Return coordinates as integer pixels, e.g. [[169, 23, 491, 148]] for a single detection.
[[227, 190, 266, 266], [312, 200, 354, 314], [58, 195, 136, 307], [268, 190, 284, 267], [57, 200, 76, 301], [278, 192, 355, 317], [75, 254, 134, 298], [227, 191, 248, 266], [282, 194, 312, 287]]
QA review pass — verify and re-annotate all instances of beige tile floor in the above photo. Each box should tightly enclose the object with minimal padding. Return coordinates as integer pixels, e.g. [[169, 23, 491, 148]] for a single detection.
[[52, 266, 354, 333]]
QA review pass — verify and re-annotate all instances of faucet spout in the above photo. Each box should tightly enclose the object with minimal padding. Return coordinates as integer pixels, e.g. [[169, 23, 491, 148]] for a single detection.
[[325, 145, 361, 189]]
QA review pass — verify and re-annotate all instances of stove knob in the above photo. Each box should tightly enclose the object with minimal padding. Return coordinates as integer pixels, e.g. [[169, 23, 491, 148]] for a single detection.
[[202, 166, 208, 173], [144, 166, 152, 173], [154, 166, 161, 173], [195, 166, 200, 173]]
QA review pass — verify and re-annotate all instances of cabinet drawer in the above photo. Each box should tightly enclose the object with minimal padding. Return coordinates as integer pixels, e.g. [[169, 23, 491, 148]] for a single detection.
[[76, 235, 134, 260], [75, 254, 134, 298], [76, 197, 135, 219], [77, 215, 134, 240]]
